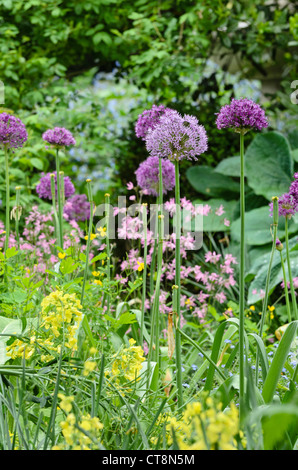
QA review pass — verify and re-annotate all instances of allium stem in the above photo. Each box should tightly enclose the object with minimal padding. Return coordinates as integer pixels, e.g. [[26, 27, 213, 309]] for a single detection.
[[239, 132, 246, 422], [81, 180, 93, 306], [50, 174, 60, 247], [285, 216, 298, 320], [81, 179, 96, 347], [147, 163, 163, 389], [104, 192, 111, 316], [174, 159, 183, 409], [256, 199, 278, 384], [15, 186, 21, 251], [152, 158, 163, 364], [55, 149, 64, 249], [140, 203, 148, 346], [4, 145, 10, 253], [279, 251, 292, 323]]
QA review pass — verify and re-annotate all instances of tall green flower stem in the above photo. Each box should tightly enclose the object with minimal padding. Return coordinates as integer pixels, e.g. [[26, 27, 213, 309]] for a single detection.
[[140, 203, 148, 346], [14, 186, 22, 251], [285, 216, 298, 320], [238, 132, 246, 422], [50, 173, 60, 247], [80, 179, 96, 347], [55, 148, 64, 249], [4, 145, 10, 253], [256, 196, 279, 384], [279, 247, 292, 323], [174, 159, 183, 409], [104, 192, 111, 316], [81, 179, 93, 306], [148, 159, 163, 373]]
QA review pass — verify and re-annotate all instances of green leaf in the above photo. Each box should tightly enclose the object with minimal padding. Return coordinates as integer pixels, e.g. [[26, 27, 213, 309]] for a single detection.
[[215, 155, 245, 177], [186, 165, 239, 198], [262, 321, 298, 403], [231, 206, 298, 247], [245, 132, 293, 201]]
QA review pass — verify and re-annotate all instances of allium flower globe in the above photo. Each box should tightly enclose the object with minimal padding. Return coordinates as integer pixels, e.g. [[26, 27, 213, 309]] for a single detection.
[[216, 98, 268, 133], [145, 111, 208, 161], [135, 104, 169, 140], [269, 192, 298, 219], [42, 127, 76, 147], [135, 156, 175, 196], [0, 112, 28, 149], [64, 194, 90, 222], [36, 172, 75, 200]]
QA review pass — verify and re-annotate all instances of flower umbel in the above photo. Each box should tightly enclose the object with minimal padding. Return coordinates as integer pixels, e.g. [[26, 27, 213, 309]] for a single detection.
[[135, 156, 175, 196], [216, 98, 268, 133], [0, 112, 28, 149], [145, 111, 208, 161], [135, 104, 169, 140], [42, 127, 76, 147]]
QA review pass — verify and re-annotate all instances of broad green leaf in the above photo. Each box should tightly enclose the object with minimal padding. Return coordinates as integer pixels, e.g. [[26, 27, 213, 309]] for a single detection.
[[245, 132, 293, 201], [186, 165, 239, 198], [231, 205, 298, 247], [215, 155, 246, 177], [262, 321, 298, 403]]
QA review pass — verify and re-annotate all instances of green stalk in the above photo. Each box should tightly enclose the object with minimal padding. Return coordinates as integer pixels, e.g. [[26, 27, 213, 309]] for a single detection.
[[256, 197, 278, 384], [81, 179, 96, 347], [239, 132, 245, 422], [81, 179, 93, 306], [174, 159, 183, 409], [4, 145, 10, 253], [279, 249, 292, 323], [154, 157, 164, 363], [285, 216, 298, 320], [147, 161, 163, 383], [104, 192, 111, 315], [50, 173, 60, 249], [140, 203, 148, 345], [14, 186, 21, 252], [55, 148, 64, 249]]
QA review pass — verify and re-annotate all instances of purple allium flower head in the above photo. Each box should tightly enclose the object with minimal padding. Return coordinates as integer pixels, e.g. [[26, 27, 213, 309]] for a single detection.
[[135, 156, 175, 196], [289, 173, 298, 203], [0, 112, 28, 149], [135, 104, 170, 140], [269, 192, 298, 218], [63, 194, 90, 222], [145, 111, 208, 161], [216, 98, 269, 132], [36, 172, 75, 200], [42, 127, 76, 147]]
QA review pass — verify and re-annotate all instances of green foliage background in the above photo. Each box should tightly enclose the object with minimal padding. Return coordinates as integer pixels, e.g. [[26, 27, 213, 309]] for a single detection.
[[0, 0, 297, 204]]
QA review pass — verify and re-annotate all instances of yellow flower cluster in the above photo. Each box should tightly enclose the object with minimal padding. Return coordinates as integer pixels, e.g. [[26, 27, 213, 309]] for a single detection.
[[7, 290, 83, 362], [52, 394, 103, 450], [166, 397, 245, 450], [107, 338, 145, 385]]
